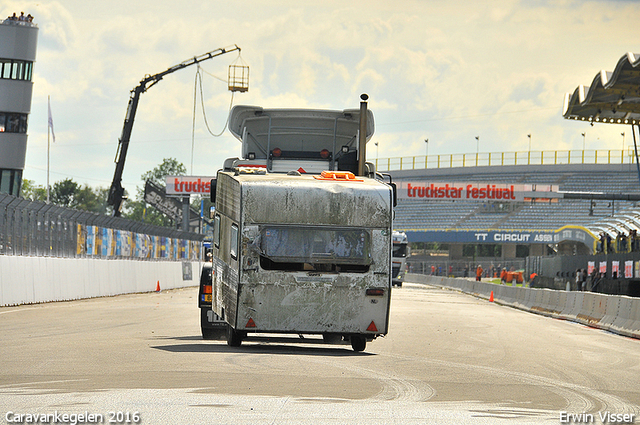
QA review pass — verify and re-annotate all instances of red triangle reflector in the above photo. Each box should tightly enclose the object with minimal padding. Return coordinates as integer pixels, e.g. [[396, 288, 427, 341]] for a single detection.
[[367, 321, 378, 332], [246, 318, 256, 328]]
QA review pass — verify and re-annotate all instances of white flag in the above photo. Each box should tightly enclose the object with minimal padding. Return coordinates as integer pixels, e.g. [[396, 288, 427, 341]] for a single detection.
[[48, 96, 56, 143]]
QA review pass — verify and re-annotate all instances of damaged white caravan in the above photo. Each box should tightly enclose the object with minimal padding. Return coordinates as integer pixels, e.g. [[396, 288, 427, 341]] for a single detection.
[[209, 100, 396, 352]]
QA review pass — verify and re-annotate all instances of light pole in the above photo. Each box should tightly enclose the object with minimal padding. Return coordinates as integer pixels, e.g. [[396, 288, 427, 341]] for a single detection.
[[425, 139, 429, 157], [528, 134, 531, 151], [475, 136, 479, 166], [622, 132, 625, 153], [375, 141, 379, 161], [581, 132, 586, 151]]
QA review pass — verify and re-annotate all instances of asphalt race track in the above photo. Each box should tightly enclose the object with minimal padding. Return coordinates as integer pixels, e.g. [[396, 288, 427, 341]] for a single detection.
[[1, 280, 638, 424]]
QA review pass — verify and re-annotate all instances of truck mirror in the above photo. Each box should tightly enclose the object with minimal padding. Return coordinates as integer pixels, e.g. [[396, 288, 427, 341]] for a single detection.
[[210, 179, 217, 202], [390, 182, 397, 207]]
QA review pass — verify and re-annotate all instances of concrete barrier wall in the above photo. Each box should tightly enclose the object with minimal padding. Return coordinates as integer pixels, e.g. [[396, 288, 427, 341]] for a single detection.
[[0, 256, 201, 306], [408, 273, 640, 340]]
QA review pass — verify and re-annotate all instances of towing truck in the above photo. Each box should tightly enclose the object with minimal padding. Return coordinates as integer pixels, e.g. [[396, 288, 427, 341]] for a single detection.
[[198, 242, 227, 339], [392, 231, 409, 287], [205, 100, 396, 351]]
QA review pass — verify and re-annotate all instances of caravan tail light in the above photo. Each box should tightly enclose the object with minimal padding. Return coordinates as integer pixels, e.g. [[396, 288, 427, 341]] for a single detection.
[[272, 148, 282, 157], [320, 149, 330, 159], [366, 288, 385, 296]]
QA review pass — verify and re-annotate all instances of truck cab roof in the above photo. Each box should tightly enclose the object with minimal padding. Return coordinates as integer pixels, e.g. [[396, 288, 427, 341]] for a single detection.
[[228, 106, 375, 173]]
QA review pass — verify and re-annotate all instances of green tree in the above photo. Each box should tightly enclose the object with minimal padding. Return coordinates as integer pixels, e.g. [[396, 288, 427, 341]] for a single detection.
[[51, 178, 79, 207], [20, 179, 47, 202], [22, 177, 111, 214], [141, 158, 186, 186], [124, 199, 169, 227], [122, 158, 187, 227], [74, 185, 110, 214]]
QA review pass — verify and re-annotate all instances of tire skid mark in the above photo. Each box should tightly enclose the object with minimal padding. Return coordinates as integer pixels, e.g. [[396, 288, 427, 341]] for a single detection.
[[304, 357, 436, 402], [382, 352, 639, 416]]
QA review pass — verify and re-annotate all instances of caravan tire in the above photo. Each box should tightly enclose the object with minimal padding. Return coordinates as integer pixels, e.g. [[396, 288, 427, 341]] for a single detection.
[[350, 335, 366, 352]]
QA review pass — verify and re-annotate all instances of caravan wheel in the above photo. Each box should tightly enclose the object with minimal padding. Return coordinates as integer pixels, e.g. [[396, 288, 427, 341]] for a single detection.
[[350, 335, 366, 352]]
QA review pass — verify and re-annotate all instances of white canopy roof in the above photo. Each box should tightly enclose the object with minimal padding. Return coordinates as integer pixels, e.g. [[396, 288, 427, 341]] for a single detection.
[[563, 52, 640, 125]]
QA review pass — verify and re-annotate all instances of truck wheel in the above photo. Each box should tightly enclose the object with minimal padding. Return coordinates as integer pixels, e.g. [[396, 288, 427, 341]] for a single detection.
[[351, 335, 366, 352], [226, 324, 243, 347], [201, 309, 220, 340], [202, 327, 217, 340], [322, 333, 342, 344]]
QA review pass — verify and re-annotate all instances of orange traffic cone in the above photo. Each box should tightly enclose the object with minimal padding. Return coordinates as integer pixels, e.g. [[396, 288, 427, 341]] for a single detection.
[[156, 281, 161, 292], [489, 291, 494, 302]]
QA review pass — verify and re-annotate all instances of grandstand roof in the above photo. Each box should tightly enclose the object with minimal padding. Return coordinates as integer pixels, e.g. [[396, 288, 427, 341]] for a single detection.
[[563, 52, 640, 125]]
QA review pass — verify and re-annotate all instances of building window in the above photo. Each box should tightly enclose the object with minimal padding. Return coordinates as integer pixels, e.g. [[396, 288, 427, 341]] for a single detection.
[[0, 59, 34, 81], [0, 112, 28, 133], [0, 169, 22, 196]]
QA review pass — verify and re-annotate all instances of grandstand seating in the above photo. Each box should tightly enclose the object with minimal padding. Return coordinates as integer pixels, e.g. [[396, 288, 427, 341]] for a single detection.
[[391, 165, 640, 234]]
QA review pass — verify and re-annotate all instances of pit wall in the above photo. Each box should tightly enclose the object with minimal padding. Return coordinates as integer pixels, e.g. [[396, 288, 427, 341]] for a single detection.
[[0, 256, 201, 306], [407, 273, 640, 339]]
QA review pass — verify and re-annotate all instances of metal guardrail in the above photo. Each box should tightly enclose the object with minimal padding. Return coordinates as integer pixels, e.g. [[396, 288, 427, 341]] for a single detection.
[[0, 193, 204, 260], [373, 149, 636, 172]]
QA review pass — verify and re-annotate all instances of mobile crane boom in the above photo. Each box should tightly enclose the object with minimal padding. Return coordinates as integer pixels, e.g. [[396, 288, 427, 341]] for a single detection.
[[107, 45, 241, 216]]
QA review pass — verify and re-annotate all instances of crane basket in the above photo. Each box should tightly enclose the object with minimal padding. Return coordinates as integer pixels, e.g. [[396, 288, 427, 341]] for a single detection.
[[228, 62, 249, 92]]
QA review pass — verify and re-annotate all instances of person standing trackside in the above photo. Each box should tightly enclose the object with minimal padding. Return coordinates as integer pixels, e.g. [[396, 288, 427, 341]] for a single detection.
[[476, 264, 483, 282], [575, 269, 582, 291]]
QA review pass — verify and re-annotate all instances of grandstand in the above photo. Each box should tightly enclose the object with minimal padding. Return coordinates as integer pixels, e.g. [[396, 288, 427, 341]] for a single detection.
[[391, 162, 640, 235], [383, 51, 640, 256], [380, 52, 640, 295], [381, 156, 640, 265]]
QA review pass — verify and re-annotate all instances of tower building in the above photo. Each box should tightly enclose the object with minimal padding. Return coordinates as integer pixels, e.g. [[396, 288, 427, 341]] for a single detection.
[[0, 13, 38, 196]]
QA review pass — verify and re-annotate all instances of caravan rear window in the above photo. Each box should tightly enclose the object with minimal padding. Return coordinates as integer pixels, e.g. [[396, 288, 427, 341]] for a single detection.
[[260, 226, 371, 265]]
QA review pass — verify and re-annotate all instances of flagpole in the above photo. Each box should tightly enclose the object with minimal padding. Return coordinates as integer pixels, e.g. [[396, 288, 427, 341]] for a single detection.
[[47, 95, 50, 203]]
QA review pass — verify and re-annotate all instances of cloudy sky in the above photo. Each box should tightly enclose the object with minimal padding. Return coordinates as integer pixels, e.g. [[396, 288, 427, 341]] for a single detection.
[[3, 0, 640, 197]]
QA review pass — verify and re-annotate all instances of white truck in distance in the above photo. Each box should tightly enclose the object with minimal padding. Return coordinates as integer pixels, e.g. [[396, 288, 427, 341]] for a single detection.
[[208, 104, 396, 352], [392, 231, 409, 287]]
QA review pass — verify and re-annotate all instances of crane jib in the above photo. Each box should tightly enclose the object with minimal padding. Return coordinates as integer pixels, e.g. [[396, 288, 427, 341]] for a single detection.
[[107, 45, 241, 216]]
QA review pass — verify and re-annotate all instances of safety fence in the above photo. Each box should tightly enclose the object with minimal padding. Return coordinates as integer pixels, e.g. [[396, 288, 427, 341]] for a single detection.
[[409, 273, 640, 339], [407, 258, 525, 278], [0, 193, 205, 260], [374, 148, 635, 172]]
